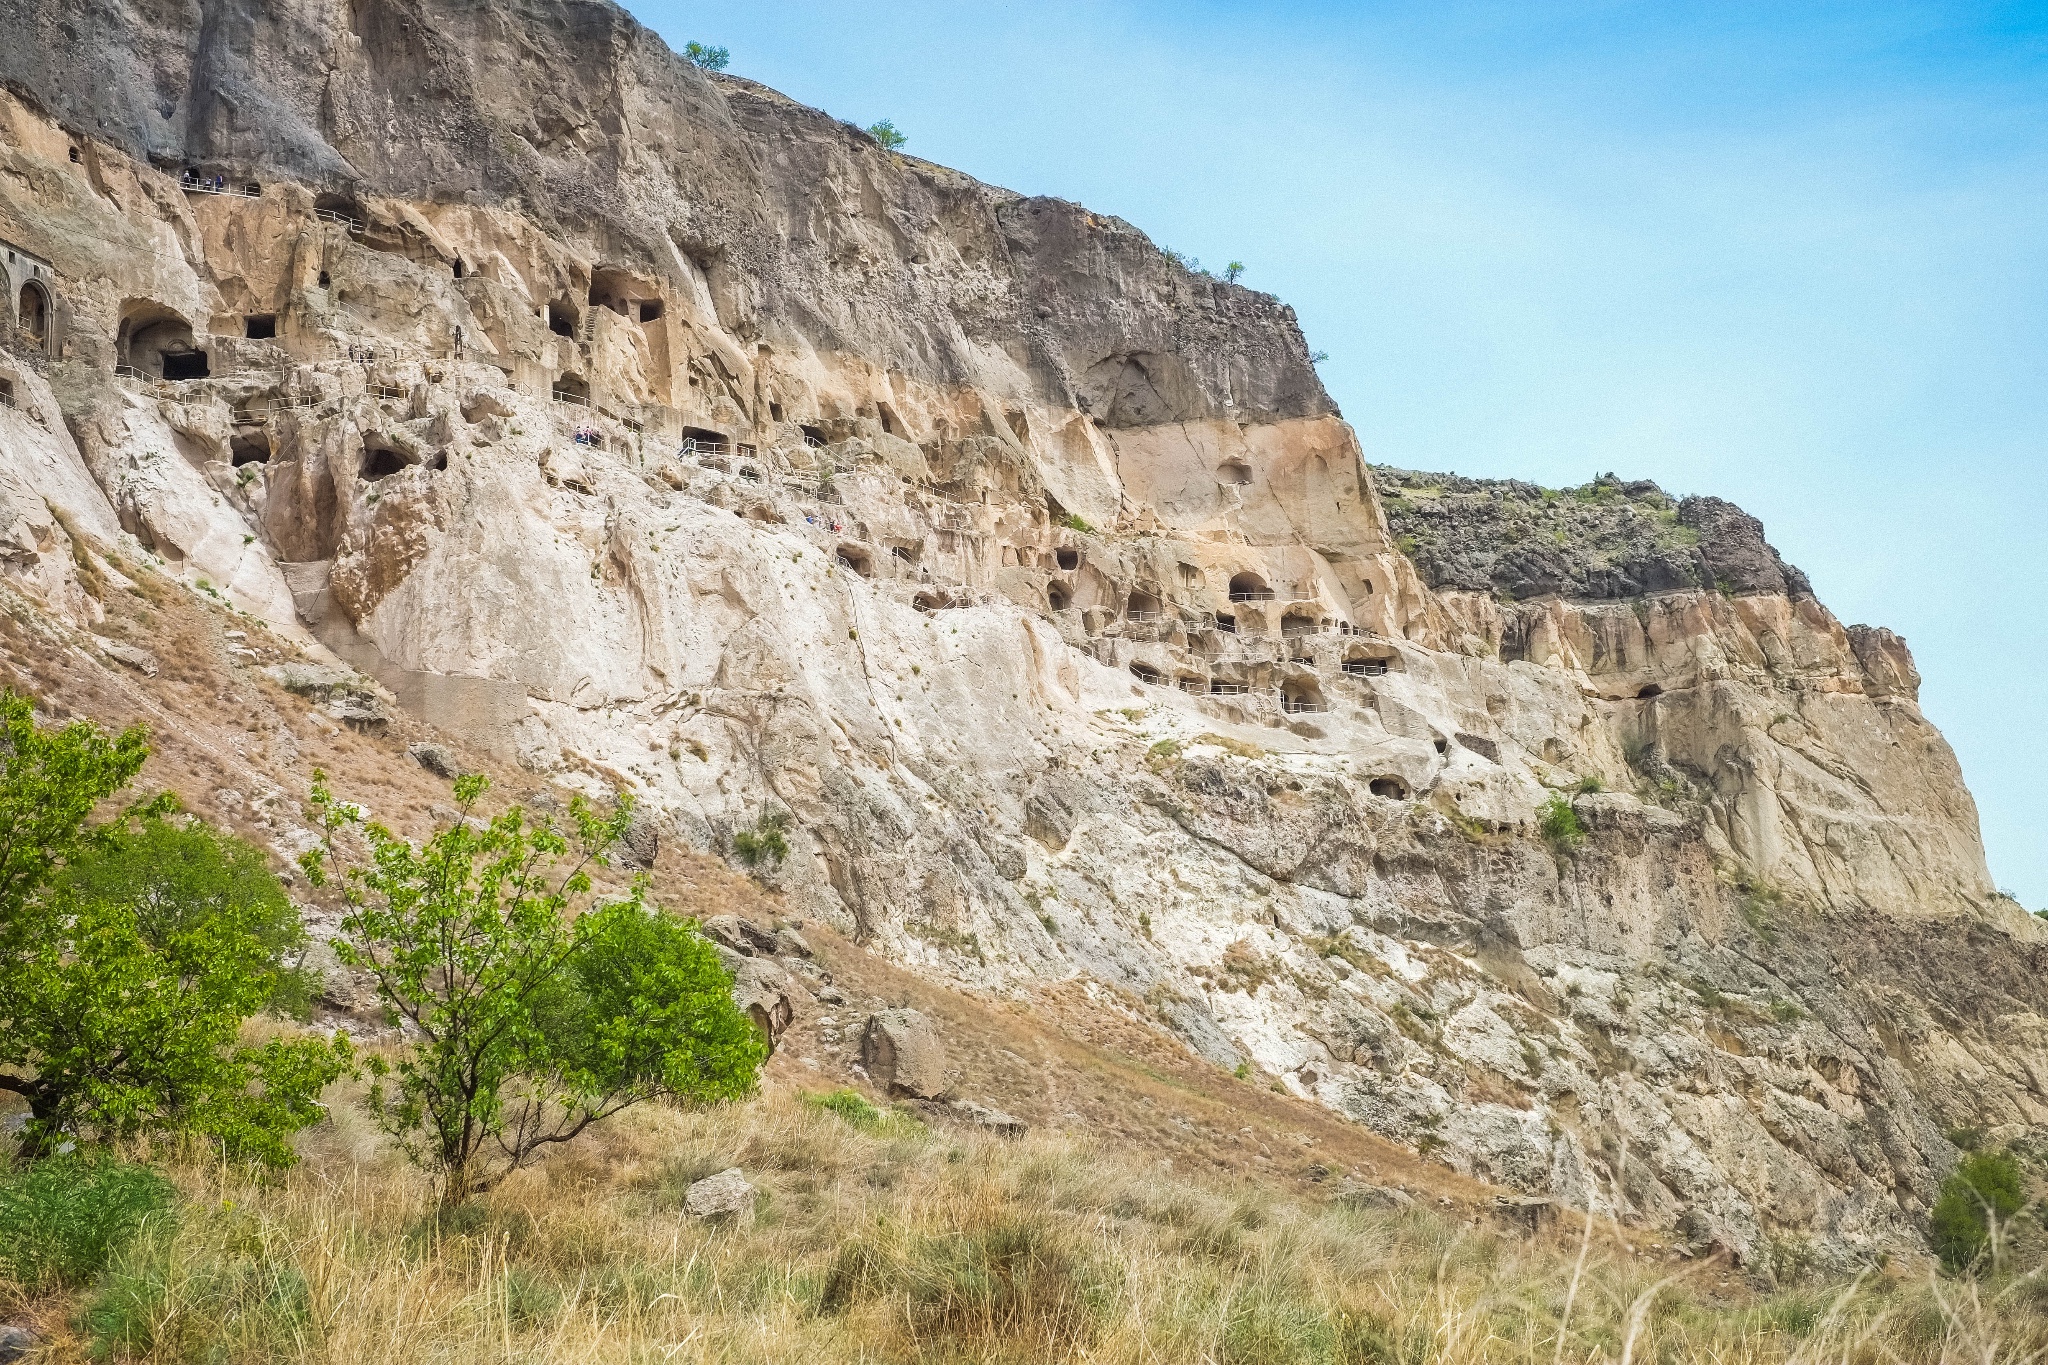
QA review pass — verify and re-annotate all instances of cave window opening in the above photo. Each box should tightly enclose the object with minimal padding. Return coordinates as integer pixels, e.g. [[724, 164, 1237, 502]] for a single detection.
[[1638, 684, 1664, 699], [1129, 663, 1165, 686], [1433, 737, 1448, 754], [1177, 676, 1206, 694], [1229, 572, 1272, 602], [0, 377, 13, 408], [681, 426, 727, 456], [1215, 613, 1237, 634], [426, 450, 447, 471], [638, 299, 664, 322], [318, 271, 331, 289], [1126, 589, 1163, 622], [547, 301, 577, 338], [452, 258, 466, 279], [230, 434, 271, 467], [1218, 460, 1252, 486], [1369, 776, 1410, 800], [1343, 655, 1390, 677], [1281, 611, 1317, 638], [69, 146, 81, 164], [161, 350, 209, 381], [800, 424, 826, 448], [1209, 679, 1248, 695], [769, 401, 785, 422], [1055, 547, 1080, 572], [551, 373, 589, 406], [361, 442, 408, 480], [243, 182, 260, 197], [836, 546, 872, 578], [1047, 583, 1070, 612], [876, 402, 902, 437], [244, 314, 276, 340], [891, 544, 917, 565]]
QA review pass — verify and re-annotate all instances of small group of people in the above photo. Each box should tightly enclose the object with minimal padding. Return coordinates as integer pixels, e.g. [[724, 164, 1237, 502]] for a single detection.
[[573, 426, 602, 447], [180, 169, 229, 192], [345, 344, 376, 363], [803, 513, 845, 534]]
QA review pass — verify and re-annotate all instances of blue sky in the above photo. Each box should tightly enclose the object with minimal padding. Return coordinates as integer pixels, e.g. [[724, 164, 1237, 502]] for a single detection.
[[629, 1, 2048, 907]]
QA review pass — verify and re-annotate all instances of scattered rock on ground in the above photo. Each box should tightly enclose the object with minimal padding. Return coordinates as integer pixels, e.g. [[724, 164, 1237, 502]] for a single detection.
[[1334, 1180, 1415, 1212], [862, 1008, 947, 1099], [408, 742, 458, 777], [711, 945, 796, 1049], [97, 639, 158, 675], [683, 1168, 752, 1218], [948, 1098, 1026, 1138], [0, 1324, 35, 1363], [701, 914, 780, 957]]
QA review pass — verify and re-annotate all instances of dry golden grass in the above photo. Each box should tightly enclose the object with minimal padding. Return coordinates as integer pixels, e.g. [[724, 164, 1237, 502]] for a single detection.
[[10, 1089, 2046, 1365]]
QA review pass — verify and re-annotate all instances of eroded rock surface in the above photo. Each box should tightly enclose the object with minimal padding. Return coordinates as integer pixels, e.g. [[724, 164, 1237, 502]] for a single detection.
[[0, 0, 2038, 1273]]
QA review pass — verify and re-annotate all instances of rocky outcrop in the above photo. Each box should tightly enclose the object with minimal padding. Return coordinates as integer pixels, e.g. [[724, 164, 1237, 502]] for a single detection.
[[861, 1009, 948, 1100], [0, 0, 2037, 1275]]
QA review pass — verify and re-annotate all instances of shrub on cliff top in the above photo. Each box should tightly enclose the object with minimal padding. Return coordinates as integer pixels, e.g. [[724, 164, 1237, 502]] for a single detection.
[[867, 119, 908, 151], [684, 42, 729, 71]]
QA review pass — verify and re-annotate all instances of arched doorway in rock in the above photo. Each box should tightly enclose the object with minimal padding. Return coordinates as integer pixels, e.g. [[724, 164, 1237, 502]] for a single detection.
[[836, 545, 872, 578], [1126, 588, 1163, 620], [16, 280, 50, 351], [1279, 677, 1324, 713], [1228, 571, 1271, 602], [119, 301, 205, 379], [1280, 610, 1317, 638], [1047, 582, 1071, 612], [360, 435, 410, 481], [550, 373, 589, 405], [1129, 663, 1165, 686]]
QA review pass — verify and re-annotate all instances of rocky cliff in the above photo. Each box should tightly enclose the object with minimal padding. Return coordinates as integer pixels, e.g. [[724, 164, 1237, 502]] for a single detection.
[[0, 0, 2040, 1274]]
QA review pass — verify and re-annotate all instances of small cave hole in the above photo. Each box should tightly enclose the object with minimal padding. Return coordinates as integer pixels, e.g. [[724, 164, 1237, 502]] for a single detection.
[[1127, 589, 1163, 620], [69, 146, 82, 164], [638, 299, 664, 322], [361, 441, 408, 481], [1055, 547, 1080, 572], [1433, 737, 1449, 754], [681, 426, 727, 455], [1047, 583, 1071, 612], [1218, 460, 1252, 486], [318, 271, 331, 289], [244, 314, 276, 340], [547, 300, 578, 337], [1215, 612, 1237, 634], [1369, 776, 1411, 800], [551, 373, 589, 405], [426, 450, 448, 472], [1129, 663, 1165, 686], [0, 378, 13, 408], [836, 545, 872, 578], [1638, 684, 1664, 699], [800, 424, 826, 448], [451, 258, 466, 279], [229, 433, 271, 467], [769, 401, 785, 422], [876, 402, 902, 437]]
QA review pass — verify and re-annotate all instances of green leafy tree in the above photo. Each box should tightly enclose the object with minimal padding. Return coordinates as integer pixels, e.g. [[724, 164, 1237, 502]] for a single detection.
[[1223, 261, 1246, 282], [0, 694, 351, 1166], [305, 773, 765, 1205], [684, 41, 730, 71], [867, 119, 908, 151], [1929, 1149, 2027, 1273]]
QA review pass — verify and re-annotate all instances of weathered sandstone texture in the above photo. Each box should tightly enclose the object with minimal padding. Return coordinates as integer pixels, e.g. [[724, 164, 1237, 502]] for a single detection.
[[1, 0, 2040, 1272]]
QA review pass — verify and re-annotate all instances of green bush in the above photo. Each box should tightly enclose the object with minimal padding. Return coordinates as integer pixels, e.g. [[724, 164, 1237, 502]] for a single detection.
[[733, 809, 791, 868], [1929, 1149, 2026, 1273], [866, 119, 907, 151], [1538, 794, 1586, 853], [683, 41, 729, 71], [0, 1158, 174, 1291], [0, 693, 351, 1165], [306, 774, 766, 1205]]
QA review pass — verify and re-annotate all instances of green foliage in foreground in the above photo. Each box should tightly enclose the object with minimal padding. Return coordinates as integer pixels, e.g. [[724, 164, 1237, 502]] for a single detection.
[[1930, 1149, 2027, 1273], [306, 773, 766, 1205], [0, 693, 350, 1166], [734, 808, 791, 868], [1537, 793, 1586, 854], [867, 118, 908, 151], [0, 1157, 174, 1291]]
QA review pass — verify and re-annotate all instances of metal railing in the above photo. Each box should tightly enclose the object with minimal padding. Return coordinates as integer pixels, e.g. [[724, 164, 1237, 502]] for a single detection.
[[313, 208, 363, 230], [183, 178, 261, 199], [1342, 660, 1390, 677], [369, 383, 406, 400], [551, 390, 590, 407]]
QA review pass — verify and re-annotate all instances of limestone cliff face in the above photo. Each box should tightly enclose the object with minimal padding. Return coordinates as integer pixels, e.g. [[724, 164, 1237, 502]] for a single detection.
[[1, 0, 2039, 1274]]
